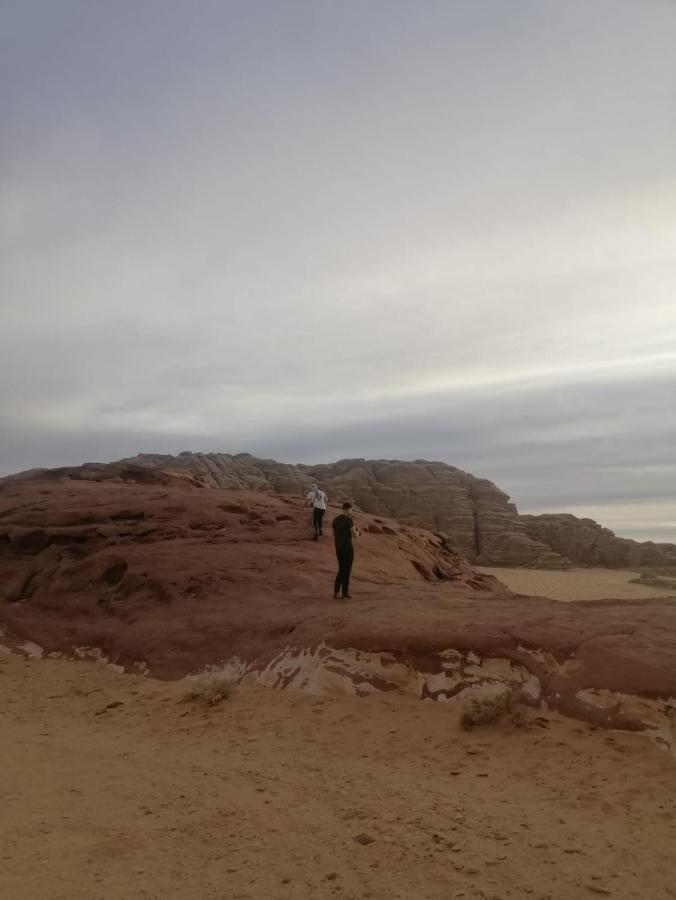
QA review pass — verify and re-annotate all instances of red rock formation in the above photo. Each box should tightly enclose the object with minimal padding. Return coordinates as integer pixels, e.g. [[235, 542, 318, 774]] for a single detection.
[[5, 453, 675, 570], [1, 474, 676, 740], [0, 476, 492, 673], [521, 513, 676, 570], [8, 453, 567, 568]]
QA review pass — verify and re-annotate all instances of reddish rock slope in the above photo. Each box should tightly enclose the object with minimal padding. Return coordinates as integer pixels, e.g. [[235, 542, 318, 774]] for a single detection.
[[1, 475, 676, 739], [9, 453, 567, 568], [6, 453, 676, 570], [0, 475, 492, 673]]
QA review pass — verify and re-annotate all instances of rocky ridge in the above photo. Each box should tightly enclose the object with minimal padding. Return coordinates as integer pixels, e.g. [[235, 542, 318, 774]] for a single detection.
[[0, 475, 494, 673], [522, 513, 676, 570], [1, 474, 676, 743], [5, 452, 675, 569], [10, 453, 567, 568]]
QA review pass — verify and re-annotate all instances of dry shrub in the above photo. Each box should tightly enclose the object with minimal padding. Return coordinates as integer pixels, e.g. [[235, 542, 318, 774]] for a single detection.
[[509, 704, 532, 729], [181, 671, 234, 706], [460, 687, 519, 731]]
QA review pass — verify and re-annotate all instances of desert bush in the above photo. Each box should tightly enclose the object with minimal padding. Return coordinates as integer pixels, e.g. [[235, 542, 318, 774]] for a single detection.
[[509, 704, 532, 729], [460, 687, 517, 730], [181, 671, 234, 706]]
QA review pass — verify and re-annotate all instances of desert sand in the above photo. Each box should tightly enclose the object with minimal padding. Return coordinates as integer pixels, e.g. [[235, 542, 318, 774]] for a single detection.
[[1, 652, 675, 900], [476, 567, 676, 603]]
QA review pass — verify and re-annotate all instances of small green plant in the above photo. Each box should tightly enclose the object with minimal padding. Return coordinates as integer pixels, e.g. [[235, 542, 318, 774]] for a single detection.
[[181, 671, 234, 706]]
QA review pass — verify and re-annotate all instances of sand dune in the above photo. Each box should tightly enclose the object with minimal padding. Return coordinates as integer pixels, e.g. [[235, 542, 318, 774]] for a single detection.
[[1, 653, 675, 900]]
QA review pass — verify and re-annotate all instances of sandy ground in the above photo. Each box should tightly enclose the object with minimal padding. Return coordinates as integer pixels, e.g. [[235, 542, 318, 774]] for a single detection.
[[1, 653, 675, 900], [475, 567, 676, 602]]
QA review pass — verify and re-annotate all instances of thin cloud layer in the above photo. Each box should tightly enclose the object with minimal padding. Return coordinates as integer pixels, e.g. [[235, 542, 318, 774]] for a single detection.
[[1, 1, 675, 541]]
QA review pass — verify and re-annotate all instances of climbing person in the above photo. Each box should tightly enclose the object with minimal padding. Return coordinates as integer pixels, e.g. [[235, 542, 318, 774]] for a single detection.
[[306, 483, 328, 540], [332, 501, 359, 600]]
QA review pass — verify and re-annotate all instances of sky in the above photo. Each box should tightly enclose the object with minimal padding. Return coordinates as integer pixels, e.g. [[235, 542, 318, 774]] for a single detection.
[[1, 0, 675, 542]]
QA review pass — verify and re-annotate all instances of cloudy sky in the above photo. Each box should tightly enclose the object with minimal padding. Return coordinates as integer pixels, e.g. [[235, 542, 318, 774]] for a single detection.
[[2, 1, 675, 542]]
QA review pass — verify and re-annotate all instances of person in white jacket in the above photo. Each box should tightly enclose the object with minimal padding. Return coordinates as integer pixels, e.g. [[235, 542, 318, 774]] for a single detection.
[[306, 483, 328, 540]]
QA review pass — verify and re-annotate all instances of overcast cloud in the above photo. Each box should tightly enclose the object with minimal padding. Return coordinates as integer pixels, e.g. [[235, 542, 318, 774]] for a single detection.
[[2, 1, 675, 541]]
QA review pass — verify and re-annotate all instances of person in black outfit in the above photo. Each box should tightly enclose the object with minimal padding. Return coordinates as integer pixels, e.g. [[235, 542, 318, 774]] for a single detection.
[[332, 502, 359, 599]]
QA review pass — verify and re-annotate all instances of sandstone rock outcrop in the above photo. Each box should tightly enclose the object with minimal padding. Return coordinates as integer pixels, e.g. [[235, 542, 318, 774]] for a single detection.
[[521, 513, 676, 570], [0, 475, 494, 674], [1, 475, 676, 740], [7, 452, 675, 570], [9, 453, 567, 568]]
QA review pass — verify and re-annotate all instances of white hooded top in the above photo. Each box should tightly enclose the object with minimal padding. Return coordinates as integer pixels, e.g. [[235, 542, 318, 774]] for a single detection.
[[306, 484, 327, 509]]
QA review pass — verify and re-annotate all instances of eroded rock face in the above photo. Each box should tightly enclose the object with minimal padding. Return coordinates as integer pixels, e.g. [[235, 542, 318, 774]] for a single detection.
[[303, 459, 566, 568], [211, 645, 676, 751], [521, 513, 676, 570], [2, 477, 676, 738], [0, 476, 495, 672], [7, 453, 676, 569], [6, 453, 568, 568]]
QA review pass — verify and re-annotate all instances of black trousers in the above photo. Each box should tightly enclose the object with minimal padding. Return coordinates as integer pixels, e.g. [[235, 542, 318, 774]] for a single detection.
[[334, 545, 354, 596], [312, 507, 325, 537]]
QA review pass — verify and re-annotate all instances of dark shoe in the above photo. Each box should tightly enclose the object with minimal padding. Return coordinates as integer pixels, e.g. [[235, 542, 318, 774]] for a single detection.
[[333, 592, 340, 600], [312, 534, 318, 541], [341, 593, 352, 600]]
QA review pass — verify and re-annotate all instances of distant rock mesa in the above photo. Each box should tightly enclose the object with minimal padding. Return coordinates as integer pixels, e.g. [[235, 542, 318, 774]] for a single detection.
[[521, 513, 676, 569]]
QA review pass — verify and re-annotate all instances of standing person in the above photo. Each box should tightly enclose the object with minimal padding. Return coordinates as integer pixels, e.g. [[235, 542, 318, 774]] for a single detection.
[[332, 502, 359, 600], [306, 483, 328, 541]]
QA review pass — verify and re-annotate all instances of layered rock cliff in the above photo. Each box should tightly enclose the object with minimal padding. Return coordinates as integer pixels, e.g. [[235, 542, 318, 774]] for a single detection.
[[7, 453, 567, 568], [521, 513, 676, 570], [3, 474, 676, 741], [4, 452, 676, 569]]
